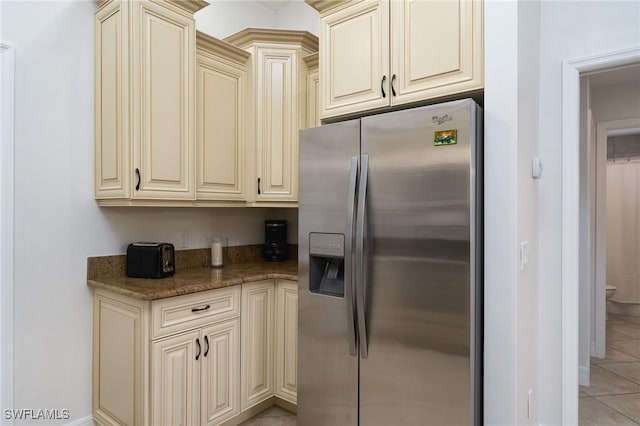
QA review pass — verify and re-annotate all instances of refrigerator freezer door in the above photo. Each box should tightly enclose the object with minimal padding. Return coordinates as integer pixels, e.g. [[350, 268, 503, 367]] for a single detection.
[[359, 100, 481, 425], [298, 121, 360, 426]]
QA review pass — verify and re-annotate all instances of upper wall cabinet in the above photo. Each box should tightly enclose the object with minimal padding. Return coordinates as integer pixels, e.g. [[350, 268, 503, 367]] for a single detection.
[[224, 29, 318, 205], [195, 32, 250, 202], [311, 0, 483, 120], [95, 0, 206, 204]]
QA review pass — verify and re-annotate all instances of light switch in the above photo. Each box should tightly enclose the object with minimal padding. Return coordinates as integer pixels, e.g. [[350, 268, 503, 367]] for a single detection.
[[532, 157, 543, 179], [520, 241, 530, 271]]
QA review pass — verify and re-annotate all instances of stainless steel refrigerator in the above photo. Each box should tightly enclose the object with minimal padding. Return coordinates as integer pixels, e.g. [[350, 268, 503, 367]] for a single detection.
[[298, 99, 482, 426]]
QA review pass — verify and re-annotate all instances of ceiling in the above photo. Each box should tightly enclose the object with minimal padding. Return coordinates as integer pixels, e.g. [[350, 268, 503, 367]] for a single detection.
[[589, 64, 640, 88]]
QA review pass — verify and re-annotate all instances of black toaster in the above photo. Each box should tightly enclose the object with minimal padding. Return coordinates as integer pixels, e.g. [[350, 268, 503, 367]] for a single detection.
[[126, 242, 175, 278]]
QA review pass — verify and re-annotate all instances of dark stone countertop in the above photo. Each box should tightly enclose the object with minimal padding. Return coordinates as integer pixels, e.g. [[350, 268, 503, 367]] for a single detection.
[[87, 246, 298, 301]]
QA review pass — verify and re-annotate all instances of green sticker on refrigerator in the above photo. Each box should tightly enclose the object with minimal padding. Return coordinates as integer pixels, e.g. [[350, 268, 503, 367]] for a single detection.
[[434, 130, 457, 146]]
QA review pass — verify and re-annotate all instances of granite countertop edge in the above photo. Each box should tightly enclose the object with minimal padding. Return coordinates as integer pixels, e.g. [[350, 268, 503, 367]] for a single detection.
[[87, 262, 298, 301]]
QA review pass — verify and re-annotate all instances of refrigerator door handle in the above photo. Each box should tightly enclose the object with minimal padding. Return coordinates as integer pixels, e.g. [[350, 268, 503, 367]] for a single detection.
[[345, 156, 359, 356], [356, 154, 369, 359]]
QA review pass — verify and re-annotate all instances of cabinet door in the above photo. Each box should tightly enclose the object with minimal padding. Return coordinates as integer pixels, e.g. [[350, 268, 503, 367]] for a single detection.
[[391, 0, 483, 105], [306, 69, 320, 128], [320, 0, 389, 119], [132, 1, 195, 199], [93, 292, 147, 426], [254, 47, 299, 202], [241, 281, 275, 409], [95, 1, 129, 199], [196, 53, 247, 201], [201, 318, 241, 426], [152, 330, 200, 426], [275, 280, 298, 404]]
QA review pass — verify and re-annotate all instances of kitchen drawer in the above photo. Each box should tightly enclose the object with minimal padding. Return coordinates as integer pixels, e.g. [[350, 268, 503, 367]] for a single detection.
[[151, 286, 240, 339]]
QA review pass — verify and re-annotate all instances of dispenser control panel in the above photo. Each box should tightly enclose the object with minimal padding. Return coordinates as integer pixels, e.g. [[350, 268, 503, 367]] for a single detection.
[[309, 233, 344, 258]]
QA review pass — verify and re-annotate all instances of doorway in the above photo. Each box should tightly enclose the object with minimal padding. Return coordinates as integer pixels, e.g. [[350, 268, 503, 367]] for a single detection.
[[562, 48, 640, 425]]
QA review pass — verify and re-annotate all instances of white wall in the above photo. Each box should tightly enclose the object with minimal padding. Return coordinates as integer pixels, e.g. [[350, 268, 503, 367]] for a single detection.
[[606, 159, 640, 303], [515, 1, 541, 423], [591, 80, 640, 122], [275, 1, 319, 35], [483, 2, 519, 424], [483, 1, 541, 424], [195, 1, 277, 39], [1, 1, 297, 423], [537, 1, 640, 424], [194, 0, 318, 40]]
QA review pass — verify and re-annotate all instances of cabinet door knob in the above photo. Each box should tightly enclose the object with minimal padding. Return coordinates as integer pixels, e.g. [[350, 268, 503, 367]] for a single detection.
[[381, 75, 387, 98], [204, 335, 210, 357], [258, 177, 261, 195], [391, 74, 397, 97], [195, 338, 201, 361], [135, 168, 141, 191]]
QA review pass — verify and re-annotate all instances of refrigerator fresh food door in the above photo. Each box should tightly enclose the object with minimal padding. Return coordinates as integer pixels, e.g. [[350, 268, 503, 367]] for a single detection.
[[298, 121, 360, 426], [358, 100, 482, 425]]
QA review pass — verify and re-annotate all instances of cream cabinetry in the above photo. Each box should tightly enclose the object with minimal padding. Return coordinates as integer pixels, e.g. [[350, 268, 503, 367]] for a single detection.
[[93, 280, 297, 426], [274, 280, 298, 403], [195, 32, 250, 202], [303, 53, 320, 128], [224, 29, 318, 205], [316, 0, 483, 119], [152, 329, 200, 426], [240, 280, 298, 410], [93, 286, 241, 426], [241, 280, 275, 409], [152, 319, 241, 426], [95, 0, 204, 203]]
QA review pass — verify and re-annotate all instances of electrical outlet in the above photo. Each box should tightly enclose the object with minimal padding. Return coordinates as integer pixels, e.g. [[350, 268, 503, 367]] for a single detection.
[[178, 231, 188, 248]]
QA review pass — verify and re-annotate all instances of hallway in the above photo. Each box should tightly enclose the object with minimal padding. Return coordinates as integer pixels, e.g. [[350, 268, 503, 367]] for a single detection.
[[580, 313, 640, 425]]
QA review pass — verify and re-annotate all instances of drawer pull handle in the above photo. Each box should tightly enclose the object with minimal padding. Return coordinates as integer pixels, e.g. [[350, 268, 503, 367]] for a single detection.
[[195, 338, 201, 361], [381, 75, 387, 98], [191, 304, 211, 313], [204, 335, 210, 357]]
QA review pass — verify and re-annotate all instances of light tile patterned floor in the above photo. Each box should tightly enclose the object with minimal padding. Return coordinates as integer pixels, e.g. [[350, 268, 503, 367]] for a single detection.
[[580, 313, 640, 425], [241, 314, 640, 426], [239, 406, 296, 426]]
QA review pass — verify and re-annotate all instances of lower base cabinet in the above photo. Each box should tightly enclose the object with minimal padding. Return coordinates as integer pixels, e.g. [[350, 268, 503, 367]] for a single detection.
[[275, 280, 298, 404], [152, 319, 240, 426], [93, 279, 297, 426]]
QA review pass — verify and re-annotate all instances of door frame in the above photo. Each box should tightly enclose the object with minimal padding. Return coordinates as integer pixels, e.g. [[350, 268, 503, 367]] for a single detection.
[[0, 42, 15, 422], [561, 46, 640, 425]]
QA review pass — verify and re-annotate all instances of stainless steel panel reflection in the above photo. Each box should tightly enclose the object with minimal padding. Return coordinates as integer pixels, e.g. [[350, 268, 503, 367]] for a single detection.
[[359, 100, 480, 426], [298, 121, 360, 426]]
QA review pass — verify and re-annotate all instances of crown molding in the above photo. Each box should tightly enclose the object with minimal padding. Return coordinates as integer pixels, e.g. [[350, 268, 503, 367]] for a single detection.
[[196, 31, 251, 64], [95, 0, 209, 14], [305, 0, 352, 14], [224, 28, 318, 53], [303, 52, 319, 69], [166, 0, 209, 14]]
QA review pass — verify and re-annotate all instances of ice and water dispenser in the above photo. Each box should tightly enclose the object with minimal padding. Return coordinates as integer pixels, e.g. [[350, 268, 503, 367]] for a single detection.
[[308, 233, 345, 298]]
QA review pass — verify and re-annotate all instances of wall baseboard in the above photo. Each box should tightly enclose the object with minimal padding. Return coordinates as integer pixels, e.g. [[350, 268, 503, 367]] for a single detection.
[[66, 415, 95, 426], [579, 365, 590, 387]]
